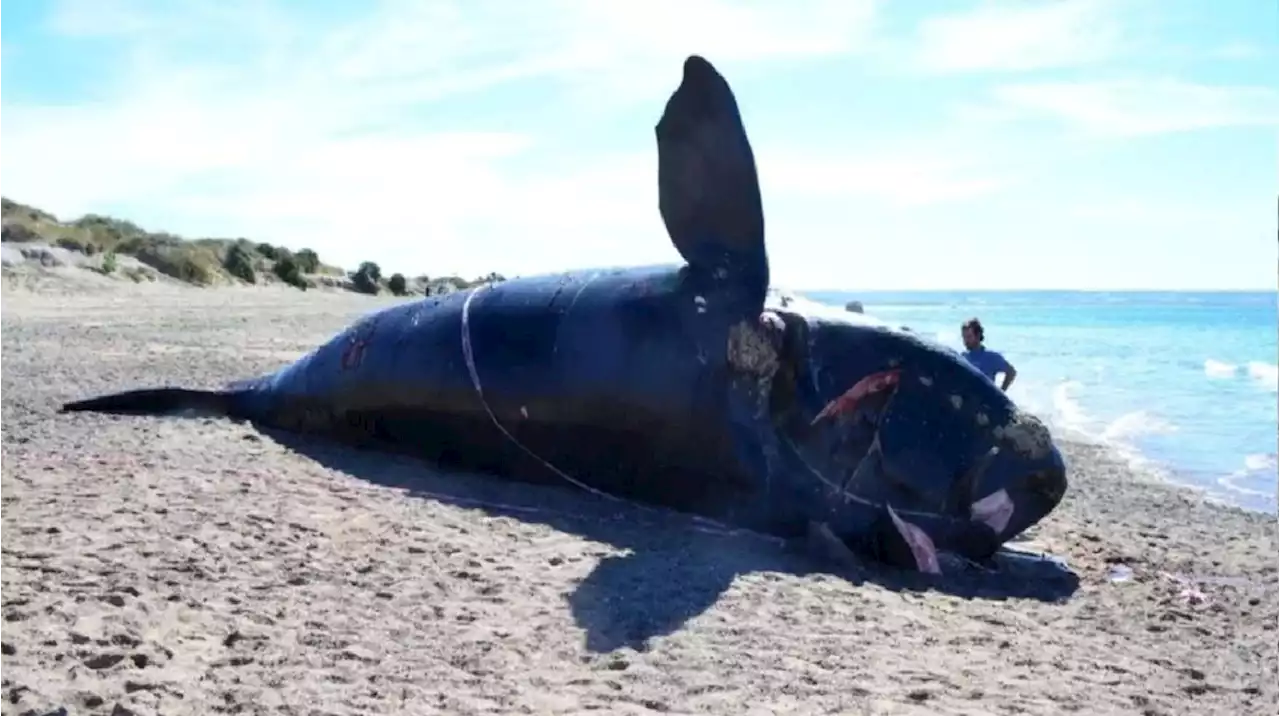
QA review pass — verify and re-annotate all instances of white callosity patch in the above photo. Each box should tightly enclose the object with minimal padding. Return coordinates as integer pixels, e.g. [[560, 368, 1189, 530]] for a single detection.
[[694, 295, 707, 314], [918, 376, 934, 387], [971, 489, 1015, 534], [949, 394, 963, 410], [993, 408, 1053, 460], [727, 314, 786, 420], [726, 317, 781, 378]]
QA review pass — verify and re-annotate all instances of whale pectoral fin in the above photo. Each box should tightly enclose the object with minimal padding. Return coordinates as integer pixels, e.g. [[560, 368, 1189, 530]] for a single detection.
[[885, 506, 943, 575], [656, 55, 767, 290]]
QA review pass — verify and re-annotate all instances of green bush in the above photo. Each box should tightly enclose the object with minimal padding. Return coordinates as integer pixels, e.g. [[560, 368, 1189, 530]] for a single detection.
[[294, 248, 321, 274], [352, 261, 382, 295], [74, 214, 144, 238], [0, 198, 367, 289], [132, 242, 219, 285], [55, 236, 88, 253], [1, 223, 40, 243], [73, 215, 148, 252], [101, 251, 118, 274], [388, 273, 407, 296], [273, 255, 308, 290], [223, 243, 257, 284], [123, 266, 152, 283]]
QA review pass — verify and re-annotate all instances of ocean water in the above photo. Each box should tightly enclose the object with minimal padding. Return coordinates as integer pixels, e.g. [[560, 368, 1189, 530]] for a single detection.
[[800, 290, 1280, 514]]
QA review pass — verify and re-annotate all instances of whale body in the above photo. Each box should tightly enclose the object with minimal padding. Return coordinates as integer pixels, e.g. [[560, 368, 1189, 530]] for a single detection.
[[60, 55, 1069, 574]]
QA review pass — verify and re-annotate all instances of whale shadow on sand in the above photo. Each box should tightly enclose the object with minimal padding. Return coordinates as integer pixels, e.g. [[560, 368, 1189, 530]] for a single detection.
[[266, 429, 1080, 654]]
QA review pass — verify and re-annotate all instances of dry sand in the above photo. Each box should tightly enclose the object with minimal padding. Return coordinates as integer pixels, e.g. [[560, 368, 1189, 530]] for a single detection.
[[2, 276, 1276, 715]]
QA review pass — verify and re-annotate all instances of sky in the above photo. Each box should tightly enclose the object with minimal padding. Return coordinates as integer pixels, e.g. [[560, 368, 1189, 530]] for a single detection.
[[2, 0, 1277, 291]]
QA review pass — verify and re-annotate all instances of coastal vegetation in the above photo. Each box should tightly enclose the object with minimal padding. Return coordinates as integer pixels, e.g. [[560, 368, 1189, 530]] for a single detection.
[[0, 197, 506, 296]]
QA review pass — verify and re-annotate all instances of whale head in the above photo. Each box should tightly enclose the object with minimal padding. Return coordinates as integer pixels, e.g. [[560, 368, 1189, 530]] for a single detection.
[[760, 304, 1068, 571]]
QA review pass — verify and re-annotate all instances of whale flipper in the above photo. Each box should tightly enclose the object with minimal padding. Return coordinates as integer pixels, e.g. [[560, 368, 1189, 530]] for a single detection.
[[656, 55, 768, 296]]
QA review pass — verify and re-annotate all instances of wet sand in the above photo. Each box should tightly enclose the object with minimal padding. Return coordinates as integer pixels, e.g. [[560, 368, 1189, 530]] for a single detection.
[[2, 278, 1276, 715]]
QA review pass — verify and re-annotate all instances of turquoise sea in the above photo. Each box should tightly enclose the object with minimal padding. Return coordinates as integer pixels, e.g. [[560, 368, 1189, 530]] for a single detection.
[[802, 290, 1280, 514]]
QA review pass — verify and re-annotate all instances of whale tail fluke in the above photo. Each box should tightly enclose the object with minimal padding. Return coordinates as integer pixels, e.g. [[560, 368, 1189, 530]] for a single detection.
[[60, 387, 243, 419]]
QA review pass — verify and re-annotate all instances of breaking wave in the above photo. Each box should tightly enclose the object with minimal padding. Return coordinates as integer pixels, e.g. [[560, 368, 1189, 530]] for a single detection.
[[1217, 453, 1280, 501], [1203, 359, 1237, 378], [1201, 359, 1277, 391], [1030, 379, 1178, 475], [1246, 361, 1279, 391]]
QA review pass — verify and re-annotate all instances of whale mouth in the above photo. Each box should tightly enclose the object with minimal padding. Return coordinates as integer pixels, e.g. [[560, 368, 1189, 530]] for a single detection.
[[871, 463, 1066, 575]]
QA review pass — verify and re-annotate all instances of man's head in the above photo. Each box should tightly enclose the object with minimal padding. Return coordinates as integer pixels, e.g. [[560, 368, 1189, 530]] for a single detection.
[[961, 318, 984, 351]]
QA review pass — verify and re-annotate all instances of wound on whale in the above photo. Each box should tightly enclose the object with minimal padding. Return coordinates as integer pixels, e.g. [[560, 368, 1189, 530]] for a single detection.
[[60, 54, 1070, 576]]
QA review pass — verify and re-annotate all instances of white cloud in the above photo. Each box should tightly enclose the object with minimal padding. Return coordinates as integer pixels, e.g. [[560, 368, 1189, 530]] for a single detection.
[[7, 0, 979, 278], [41, 0, 884, 113], [985, 79, 1277, 137], [910, 0, 1124, 73]]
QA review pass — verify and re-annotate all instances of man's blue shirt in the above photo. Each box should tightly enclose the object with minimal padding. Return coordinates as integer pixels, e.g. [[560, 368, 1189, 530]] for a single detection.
[[963, 348, 1011, 382]]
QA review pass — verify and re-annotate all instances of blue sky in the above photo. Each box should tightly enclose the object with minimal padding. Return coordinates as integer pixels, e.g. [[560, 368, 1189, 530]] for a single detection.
[[2, 0, 1277, 290]]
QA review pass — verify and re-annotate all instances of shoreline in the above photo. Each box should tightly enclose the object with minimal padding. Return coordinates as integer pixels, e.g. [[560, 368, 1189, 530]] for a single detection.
[[1057, 426, 1279, 518], [3, 277, 1276, 715]]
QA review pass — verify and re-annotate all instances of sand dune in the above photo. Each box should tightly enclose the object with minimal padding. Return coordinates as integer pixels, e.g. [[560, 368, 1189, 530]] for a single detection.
[[2, 278, 1275, 715]]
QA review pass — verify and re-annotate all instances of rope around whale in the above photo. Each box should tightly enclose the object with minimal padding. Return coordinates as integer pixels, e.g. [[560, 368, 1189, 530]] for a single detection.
[[775, 379, 959, 522], [459, 284, 786, 547]]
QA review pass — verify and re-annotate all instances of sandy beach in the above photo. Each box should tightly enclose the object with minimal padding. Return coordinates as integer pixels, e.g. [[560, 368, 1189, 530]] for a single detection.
[[2, 277, 1276, 716]]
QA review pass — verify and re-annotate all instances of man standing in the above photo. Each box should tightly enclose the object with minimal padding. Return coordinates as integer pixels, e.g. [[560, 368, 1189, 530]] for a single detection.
[[961, 318, 1017, 391]]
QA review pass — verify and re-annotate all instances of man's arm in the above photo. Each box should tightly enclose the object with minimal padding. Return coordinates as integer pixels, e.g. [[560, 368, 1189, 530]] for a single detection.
[[998, 354, 1017, 391]]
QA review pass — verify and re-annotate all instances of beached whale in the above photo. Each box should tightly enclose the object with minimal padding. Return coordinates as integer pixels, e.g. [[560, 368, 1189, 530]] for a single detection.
[[60, 55, 1068, 574]]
